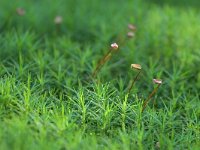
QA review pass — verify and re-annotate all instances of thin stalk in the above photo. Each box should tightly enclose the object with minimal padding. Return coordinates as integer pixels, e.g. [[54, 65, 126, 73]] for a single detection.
[[127, 70, 141, 95], [142, 84, 161, 112], [92, 49, 112, 78], [56, 24, 61, 34]]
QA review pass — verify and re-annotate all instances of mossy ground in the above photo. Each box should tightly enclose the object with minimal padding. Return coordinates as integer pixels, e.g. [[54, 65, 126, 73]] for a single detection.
[[0, 0, 199, 149]]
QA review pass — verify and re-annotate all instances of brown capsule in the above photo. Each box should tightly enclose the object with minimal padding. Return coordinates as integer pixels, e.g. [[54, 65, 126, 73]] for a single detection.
[[153, 79, 162, 84], [131, 64, 142, 70], [111, 43, 119, 50], [128, 24, 136, 31], [16, 8, 26, 16], [127, 32, 135, 38], [54, 16, 63, 25]]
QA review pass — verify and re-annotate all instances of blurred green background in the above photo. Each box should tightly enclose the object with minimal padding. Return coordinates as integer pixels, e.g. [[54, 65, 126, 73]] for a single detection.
[[1, 0, 200, 88]]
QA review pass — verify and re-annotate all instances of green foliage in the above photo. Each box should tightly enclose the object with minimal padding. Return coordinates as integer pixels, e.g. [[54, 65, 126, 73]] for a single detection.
[[0, 0, 199, 149]]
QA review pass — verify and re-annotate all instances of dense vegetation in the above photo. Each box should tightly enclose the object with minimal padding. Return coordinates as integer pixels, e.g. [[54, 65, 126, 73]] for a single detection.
[[0, 0, 199, 149]]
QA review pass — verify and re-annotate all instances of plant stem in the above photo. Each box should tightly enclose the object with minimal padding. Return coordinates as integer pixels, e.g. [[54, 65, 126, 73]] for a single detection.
[[142, 84, 160, 112], [127, 70, 141, 95], [92, 49, 112, 78]]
